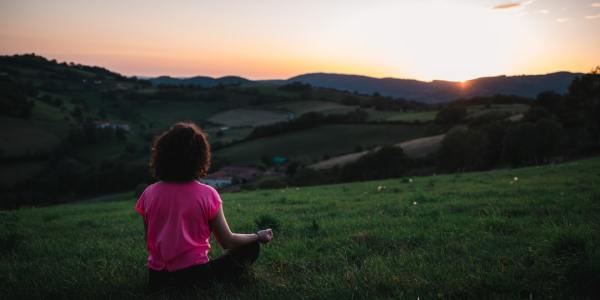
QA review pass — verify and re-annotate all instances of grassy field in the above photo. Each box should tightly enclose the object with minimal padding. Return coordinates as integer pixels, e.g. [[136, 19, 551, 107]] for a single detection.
[[259, 100, 358, 116], [367, 110, 438, 122], [215, 123, 439, 164], [208, 109, 290, 127], [140, 101, 229, 129], [466, 104, 529, 119], [310, 134, 445, 170], [2, 157, 599, 299]]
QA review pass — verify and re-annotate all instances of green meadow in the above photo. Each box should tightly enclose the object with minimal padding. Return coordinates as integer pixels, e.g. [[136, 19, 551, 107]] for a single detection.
[[2, 157, 599, 299], [216, 123, 440, 164]]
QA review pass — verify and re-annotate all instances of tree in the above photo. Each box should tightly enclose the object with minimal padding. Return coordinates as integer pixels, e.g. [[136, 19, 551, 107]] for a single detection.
[[341, 146, 409, 181], [502, 123, 538, 166], [438, 128, 487, 171], [0, 76, 34, 118], [480, 121, 510, 168], [566, 67, 600, 144], [435, 104, 467, 125], [534, 118, 564, 161]]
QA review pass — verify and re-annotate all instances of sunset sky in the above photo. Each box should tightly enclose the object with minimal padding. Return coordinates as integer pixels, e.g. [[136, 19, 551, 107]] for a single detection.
[[1, 0, 599, 81]]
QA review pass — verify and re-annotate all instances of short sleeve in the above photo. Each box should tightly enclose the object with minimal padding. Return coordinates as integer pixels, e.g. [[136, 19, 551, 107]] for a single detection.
[[135, 191, 146, 217], [206, 186, 222, 220]]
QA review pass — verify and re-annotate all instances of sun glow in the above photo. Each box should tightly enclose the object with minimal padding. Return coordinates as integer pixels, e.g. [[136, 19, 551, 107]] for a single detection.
[[0, 0, 598, 81]]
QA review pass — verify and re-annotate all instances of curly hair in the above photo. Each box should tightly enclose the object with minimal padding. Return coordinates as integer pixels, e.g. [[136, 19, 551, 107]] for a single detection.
[[150, 122, 211, 182]]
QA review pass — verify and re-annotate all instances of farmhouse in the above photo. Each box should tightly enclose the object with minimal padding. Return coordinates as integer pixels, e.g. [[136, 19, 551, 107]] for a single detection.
[[93, 121, 131, 132], [201, 175, 233, 189], [201, 166, 262, 188]]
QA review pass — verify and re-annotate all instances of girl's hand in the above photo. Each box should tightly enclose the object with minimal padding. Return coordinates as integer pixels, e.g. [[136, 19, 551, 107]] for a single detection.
[[256, 229, 273, 243]]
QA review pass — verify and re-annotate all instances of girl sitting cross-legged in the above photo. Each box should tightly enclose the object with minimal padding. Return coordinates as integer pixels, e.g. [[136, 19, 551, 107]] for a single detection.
[[135, 122, 273, 292]]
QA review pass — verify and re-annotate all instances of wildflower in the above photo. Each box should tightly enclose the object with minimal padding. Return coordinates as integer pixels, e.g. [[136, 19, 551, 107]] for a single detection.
[[377, 185, 385, 191], [413, 201, 418, 205], [514, 177, 518, 181], [409, 178, 413, 183]]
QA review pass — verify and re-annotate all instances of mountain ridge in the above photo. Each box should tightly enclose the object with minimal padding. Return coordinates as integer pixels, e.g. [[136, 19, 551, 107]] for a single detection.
[[148, 71, 581, 103], [287, 71, 580, 103]]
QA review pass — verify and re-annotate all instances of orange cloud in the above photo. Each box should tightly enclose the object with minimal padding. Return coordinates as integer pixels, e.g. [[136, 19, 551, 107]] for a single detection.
[[493, 2, 521, 10]]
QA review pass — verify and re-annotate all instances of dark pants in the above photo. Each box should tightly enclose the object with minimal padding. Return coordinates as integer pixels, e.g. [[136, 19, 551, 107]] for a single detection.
[[148, 241, 260, 292]]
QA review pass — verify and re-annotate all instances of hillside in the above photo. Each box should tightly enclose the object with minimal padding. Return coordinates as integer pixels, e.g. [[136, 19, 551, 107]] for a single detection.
[[309, 134, 445, 170], [216, 123, 440, 165], [2, 157, 599, 299], [289, 72, 579, 103], [146, 71, 578, 104], [149, 75, 251, 87], [0, 54, 435, 207]]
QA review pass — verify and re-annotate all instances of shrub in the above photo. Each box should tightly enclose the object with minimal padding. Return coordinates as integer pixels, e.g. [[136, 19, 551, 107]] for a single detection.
[[341, 146, 410, 181], [438, 128, 487, 171], [435, 104, 467, 125]]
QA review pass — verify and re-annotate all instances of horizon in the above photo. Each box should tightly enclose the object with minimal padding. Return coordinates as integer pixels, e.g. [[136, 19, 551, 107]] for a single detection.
[[2, 52, 583, 83], [1, 0, 599, 81]]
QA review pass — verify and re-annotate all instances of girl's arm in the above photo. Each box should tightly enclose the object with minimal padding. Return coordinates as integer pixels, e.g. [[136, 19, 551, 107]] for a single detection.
[[209, 207, 273, 249]]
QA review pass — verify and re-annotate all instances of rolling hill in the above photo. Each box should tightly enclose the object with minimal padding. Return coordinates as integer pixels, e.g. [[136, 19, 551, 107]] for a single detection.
[[147, 71, 579, 104], [148, 75, 251, 87], [289, 72, 580, 103], [0, 54, 435, 207], [2, 156, 599, 298]]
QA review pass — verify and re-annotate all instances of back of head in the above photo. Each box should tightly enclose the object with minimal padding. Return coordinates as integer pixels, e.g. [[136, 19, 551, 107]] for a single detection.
[[150, 122, 211, 182]]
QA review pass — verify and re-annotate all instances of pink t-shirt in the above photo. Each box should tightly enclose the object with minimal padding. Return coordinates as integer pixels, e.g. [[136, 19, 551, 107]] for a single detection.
[[135, 181, 222, 271]]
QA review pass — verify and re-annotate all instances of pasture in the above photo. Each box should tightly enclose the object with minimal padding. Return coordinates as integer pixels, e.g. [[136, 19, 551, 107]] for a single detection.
[[2, 157, 599, 299], [215, 123, 439, 164]]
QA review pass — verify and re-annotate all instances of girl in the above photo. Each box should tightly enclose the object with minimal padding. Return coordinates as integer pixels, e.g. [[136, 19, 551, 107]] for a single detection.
[[135, 122, 273, 291]]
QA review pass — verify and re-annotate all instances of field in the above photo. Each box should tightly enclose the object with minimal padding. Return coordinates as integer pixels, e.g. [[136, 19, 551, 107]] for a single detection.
[[1, 157, 599, 299], [258, 100, 357, 116], [310, 134, 445, 170], [367, 110, 438, 122], [139, 101, 229, 129], [466, 104, 529, 119], [215, 123, 439, 164]]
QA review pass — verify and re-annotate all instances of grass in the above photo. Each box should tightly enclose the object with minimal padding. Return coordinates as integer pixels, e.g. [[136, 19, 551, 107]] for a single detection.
[[2, 157, 599, 299], [208, 108, 290, 127], [259, 100, 358, 116], [367, 110, 438, 122], [466, 104, 529, 119], [140, 101, 228, 129], [215, 123, 438, 164]]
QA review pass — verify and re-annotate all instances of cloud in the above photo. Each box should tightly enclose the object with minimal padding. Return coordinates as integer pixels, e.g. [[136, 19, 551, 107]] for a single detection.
[[585, 14, 600, 19], [493, 2, 521, 9], [492, 1, 536, 11], [556, 18, 569, 22], [592, 3, 600, 8], [538, 9, 550, 14]]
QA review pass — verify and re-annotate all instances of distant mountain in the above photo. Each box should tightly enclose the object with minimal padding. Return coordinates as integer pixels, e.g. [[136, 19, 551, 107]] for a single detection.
[[148, 71, 581, 103], [149, 75, 250, 87], [288, 72, 581, 103]]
